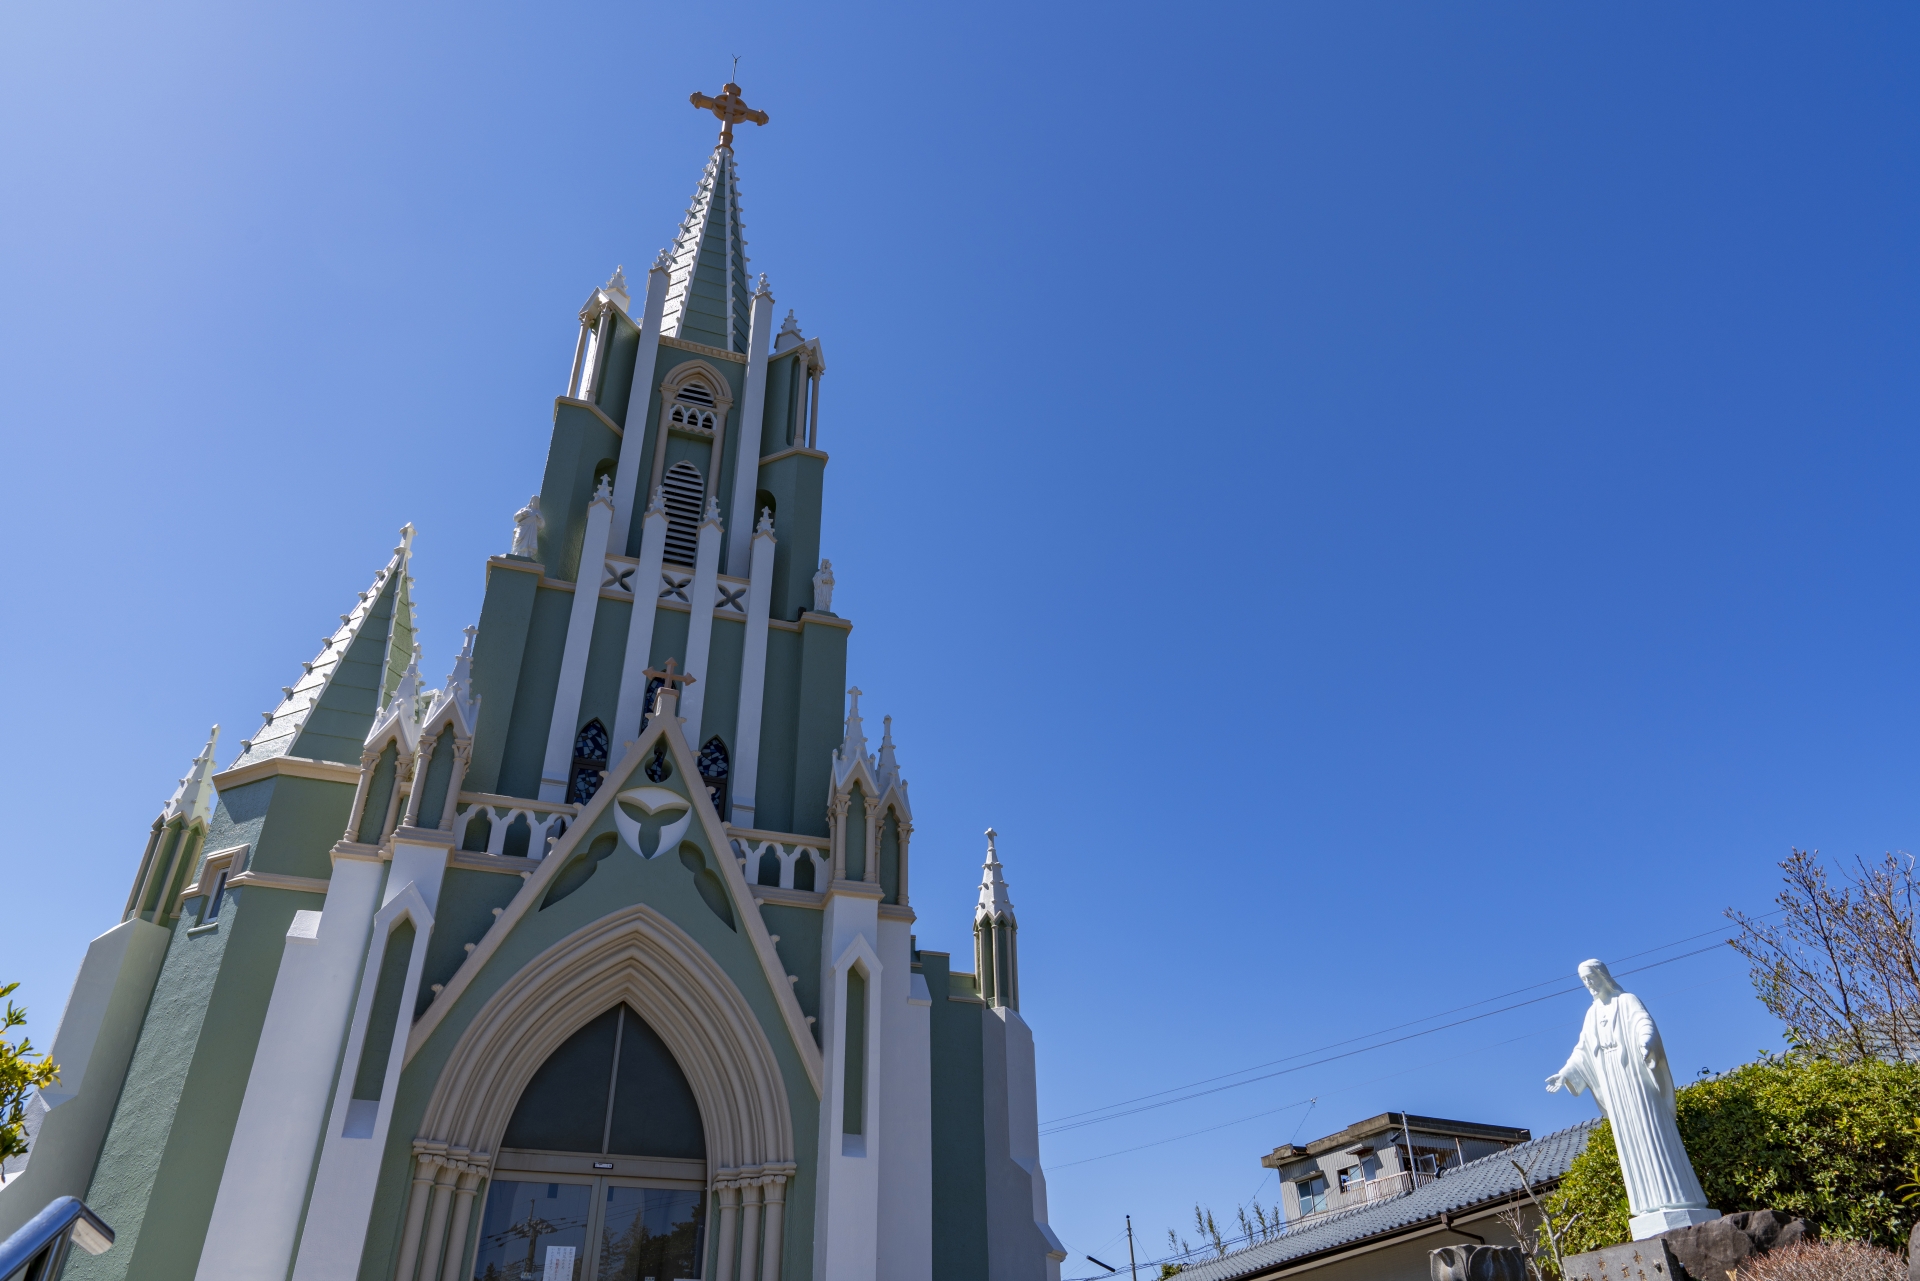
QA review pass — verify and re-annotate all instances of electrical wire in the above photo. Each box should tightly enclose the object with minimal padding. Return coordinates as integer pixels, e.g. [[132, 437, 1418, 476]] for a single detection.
[[1041, 924, 1748, 1137]]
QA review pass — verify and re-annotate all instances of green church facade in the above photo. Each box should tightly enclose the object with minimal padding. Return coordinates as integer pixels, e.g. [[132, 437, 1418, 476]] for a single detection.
[[0, 91, 1064, 1281]]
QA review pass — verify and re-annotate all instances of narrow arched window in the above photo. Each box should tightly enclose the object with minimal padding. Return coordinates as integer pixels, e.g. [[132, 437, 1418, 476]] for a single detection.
[[698, 737, 729, 816], [567, 719, 610, 805], [660, 461, 704, 567]]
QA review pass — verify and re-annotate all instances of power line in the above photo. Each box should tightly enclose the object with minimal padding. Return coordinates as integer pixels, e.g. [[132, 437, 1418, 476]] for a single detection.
[[1041, 923, 1747, 1136], [1048, 1027, 1553, 1171]]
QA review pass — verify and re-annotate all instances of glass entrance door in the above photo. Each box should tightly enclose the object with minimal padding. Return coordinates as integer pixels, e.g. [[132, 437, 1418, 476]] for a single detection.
[[593, 1181, 705, 1281], [473, 1178, 594, 1280], [472, 1174, 706, 1281]]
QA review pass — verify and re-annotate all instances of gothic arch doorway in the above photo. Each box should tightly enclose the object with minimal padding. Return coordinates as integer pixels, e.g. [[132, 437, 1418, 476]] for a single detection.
[[397, 905, 797, 1281], [474, 1005, 707, 1279]]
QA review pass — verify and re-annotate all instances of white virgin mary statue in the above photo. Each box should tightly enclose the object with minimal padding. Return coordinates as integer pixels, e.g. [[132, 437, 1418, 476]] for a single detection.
[[1546, 960, 1719, 1240]]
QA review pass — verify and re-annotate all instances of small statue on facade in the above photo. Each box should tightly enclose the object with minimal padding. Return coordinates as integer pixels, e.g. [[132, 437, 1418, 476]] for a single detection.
[[812, 558, 835, 614], [1547, 960, 1719, 1239], [510, 495, 544, 559]]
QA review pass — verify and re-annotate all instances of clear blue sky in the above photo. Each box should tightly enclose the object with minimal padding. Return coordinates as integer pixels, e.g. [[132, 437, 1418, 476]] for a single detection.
[[4, 1, 1916, 1271]]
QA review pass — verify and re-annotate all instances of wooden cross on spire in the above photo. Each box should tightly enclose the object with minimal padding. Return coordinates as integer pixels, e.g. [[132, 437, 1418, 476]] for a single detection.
[[643, 657, 697, 697], [690, 81, 769, 148]]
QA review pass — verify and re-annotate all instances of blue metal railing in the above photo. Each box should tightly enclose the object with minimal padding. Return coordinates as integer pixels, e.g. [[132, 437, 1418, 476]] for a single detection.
[[0, 1197, 114, 1281]]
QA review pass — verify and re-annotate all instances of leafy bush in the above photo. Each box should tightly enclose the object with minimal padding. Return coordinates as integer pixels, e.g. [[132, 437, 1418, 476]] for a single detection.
[[1547, 1054, 1920, 1255]]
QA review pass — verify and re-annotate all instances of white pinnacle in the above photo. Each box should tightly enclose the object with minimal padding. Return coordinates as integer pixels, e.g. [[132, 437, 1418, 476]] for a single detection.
[[162, 726, 221, 824], [876, 714, 901, 792], [976, 827, 1015, 923]]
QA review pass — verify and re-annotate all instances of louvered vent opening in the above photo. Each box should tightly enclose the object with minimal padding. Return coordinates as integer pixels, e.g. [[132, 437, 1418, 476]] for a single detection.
[[675, 380, 716, 407], [662, 462, 704, 567]]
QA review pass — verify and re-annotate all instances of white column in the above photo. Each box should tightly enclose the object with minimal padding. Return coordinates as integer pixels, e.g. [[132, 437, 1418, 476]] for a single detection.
[[566, 319, 591, 398], [726, 281, 774, 578], [674, 501, 724, 745], [194, 858, 384, 1281], [609, 258, 671, 557], [539, 478, 616, 802], [728, 513, 777, 827], [876, 917, 932, 1281], [578, 302, 612, 402], [760, 1175, 788, 1281], [289, 836, 449, 1281], [613, 494, 669, 748], [813, 901, 882, 1281], [737, 1180, 763, 1281], [714, 1184, 740, 1281]]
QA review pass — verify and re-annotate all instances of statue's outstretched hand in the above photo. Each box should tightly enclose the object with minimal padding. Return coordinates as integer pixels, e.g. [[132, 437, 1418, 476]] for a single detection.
[[1545, 1072, 1565, 1093]]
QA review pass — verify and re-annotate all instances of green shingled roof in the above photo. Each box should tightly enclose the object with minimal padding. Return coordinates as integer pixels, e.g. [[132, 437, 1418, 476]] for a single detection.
[[660, 143, 753, 354], [229, 527, 416, 770]]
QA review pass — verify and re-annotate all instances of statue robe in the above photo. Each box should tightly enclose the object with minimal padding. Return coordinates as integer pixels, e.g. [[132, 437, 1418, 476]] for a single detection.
[[1554, 991, 1708, 1217]]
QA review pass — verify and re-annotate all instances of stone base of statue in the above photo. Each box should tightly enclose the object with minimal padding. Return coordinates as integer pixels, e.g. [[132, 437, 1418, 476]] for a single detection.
[[1428, 1243, 1529, 1281], [1562, 1210, 1807, 1281], [1660, 1211, 1806, 1280], [1629, 1206, 1719, 1240]]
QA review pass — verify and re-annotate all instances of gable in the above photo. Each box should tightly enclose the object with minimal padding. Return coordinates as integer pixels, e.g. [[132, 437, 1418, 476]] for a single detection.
[[405, 708, 822, 1097]]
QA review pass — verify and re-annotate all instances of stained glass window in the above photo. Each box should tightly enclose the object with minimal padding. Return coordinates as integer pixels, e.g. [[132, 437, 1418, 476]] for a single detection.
[[568, 720, 610, 805], [697, 737, 728, 815], [644, 741, 672, 783]]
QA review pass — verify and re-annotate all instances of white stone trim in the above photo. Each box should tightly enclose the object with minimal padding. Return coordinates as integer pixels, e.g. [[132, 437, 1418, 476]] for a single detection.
[[676, 506, 725, 741], [537, 483, 616, 802], [728, 520, 777, 827], [726, 287, 774, 579], [289, 877, 438, 1281], [609, 261, 670, 555], [194, 859, 384, 1281], [613, 502, 671, 747]]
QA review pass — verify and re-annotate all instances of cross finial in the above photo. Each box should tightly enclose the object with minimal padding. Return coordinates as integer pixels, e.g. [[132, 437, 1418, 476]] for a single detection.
[[690, 81, 769, 148], [642, 657, 697, 695]]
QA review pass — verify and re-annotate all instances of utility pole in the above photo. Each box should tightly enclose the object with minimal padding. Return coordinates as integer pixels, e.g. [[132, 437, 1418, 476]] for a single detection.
[[1127, 1214, 1139, 1280]]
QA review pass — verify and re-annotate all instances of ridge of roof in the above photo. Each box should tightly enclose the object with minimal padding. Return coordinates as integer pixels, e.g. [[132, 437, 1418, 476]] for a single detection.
[[1170, 1121, 1598, 1281], [228, 527, 416, 772]]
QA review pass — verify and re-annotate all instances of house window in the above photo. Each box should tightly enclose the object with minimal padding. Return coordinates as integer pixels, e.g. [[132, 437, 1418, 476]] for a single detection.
[[697, 737, 729, 815], [660, 461, 704, 566], [568, 720, 610, 804], [1297, 1175, 1328, 1216], [1337, 1166, 1363, 1194]]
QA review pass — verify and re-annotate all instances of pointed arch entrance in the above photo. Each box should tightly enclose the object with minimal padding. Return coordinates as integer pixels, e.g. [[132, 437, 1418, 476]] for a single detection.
[[395, 904, 797, 1281]]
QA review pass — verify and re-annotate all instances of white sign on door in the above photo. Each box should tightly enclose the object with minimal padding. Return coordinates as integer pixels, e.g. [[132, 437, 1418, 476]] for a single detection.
[[541, 1245, 576, 1281]]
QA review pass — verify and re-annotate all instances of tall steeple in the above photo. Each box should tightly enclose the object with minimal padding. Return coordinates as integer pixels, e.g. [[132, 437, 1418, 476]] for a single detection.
[[231, 526, 417, 770], [659, 144, 754, 353], [661, 82, 768, 354]]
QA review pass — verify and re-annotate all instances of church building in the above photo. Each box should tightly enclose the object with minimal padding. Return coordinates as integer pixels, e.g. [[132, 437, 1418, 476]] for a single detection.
[[0, 84, 1066, 1281]]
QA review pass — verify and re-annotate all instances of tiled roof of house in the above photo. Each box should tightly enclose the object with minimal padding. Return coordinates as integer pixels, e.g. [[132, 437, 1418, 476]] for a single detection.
[[1166, 1120, 1597, 1281]]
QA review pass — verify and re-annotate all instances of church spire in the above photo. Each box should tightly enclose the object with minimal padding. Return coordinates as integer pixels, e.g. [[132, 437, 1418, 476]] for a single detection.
[[661, 83, 768, 354], [231, 526, 417, 770], [974, 828, 1020, 1011]]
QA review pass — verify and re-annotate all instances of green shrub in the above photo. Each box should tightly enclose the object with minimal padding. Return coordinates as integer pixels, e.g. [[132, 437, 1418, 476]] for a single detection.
[[1548, 1054, 1920, 1255]]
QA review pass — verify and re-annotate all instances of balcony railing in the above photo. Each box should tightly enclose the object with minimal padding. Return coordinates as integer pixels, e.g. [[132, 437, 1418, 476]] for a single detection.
[[1298, 1167, 1444, 1221]]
